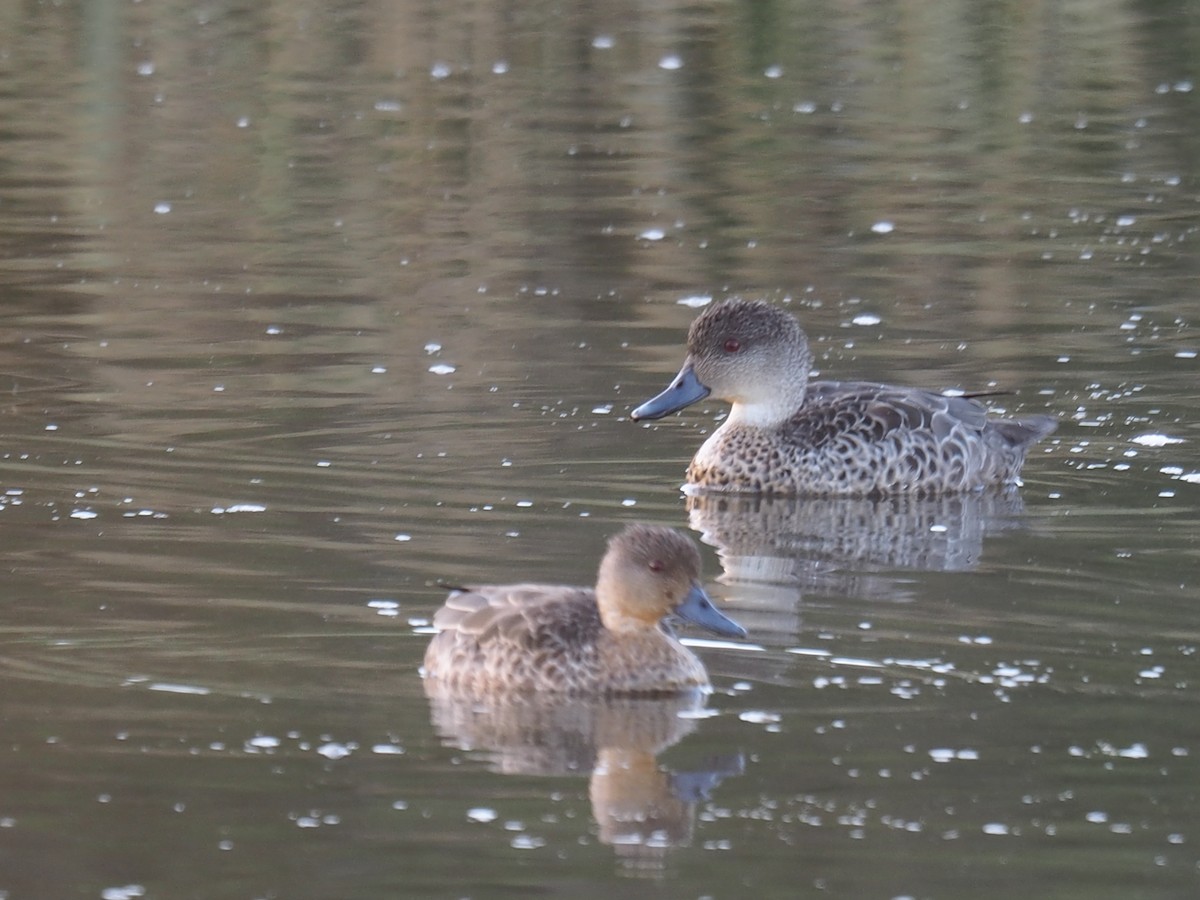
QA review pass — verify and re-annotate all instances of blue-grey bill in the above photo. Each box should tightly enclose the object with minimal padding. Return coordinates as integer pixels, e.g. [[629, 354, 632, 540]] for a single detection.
[[674, 583, 747, 639], [630, 361, 711, 421]]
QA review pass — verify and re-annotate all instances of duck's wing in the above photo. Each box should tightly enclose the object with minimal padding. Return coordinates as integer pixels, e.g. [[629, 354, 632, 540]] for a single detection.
[[794, 381, 990, 447], [433, 584, 600, 647], [798, 381, 1055, 450]]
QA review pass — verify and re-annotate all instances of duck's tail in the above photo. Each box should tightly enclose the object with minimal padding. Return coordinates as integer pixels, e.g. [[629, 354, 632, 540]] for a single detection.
[[991, 414, 1057, 449]]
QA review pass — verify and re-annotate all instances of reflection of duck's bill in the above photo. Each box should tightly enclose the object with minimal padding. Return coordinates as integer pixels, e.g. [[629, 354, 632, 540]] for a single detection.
[[674, 583, 747, 639], [631, 361, 710, 421]]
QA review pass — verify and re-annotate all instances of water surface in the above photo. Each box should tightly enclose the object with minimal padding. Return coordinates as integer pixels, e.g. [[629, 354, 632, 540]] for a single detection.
[[1, 1, 1199, 897]]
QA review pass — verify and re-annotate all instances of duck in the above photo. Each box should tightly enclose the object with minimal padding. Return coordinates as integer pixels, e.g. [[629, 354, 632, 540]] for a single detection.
[[631, 298, 1056, 495], [422, 524, 746, 696]]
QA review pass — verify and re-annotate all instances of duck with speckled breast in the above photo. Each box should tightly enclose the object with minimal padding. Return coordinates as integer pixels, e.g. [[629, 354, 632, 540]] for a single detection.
[[423, 524, 746, 697], [631, 299, 1056, 496]]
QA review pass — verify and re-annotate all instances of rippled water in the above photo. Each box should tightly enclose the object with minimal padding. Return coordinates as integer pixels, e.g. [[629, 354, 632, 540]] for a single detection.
[[1, 1, 1199, 897]]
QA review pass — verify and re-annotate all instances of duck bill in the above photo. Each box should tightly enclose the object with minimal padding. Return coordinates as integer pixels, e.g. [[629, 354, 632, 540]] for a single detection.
[[631, 361, 711, 421], [674, 583, 746, 639]]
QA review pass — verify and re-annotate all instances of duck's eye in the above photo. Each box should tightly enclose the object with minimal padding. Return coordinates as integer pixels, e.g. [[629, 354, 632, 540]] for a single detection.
[[648, 559, 665, 573], [723, 338, 741, 353]]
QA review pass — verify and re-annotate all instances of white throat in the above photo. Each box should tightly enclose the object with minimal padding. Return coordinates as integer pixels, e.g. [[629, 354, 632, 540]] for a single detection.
[[724, 395, 796, 429]]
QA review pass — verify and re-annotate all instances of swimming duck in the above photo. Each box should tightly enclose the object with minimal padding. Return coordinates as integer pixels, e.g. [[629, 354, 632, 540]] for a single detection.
[[631, 299, 1056, 495], [422, 524, 746, 696]]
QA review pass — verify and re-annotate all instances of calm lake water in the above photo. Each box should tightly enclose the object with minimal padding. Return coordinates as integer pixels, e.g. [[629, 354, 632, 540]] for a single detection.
[[2, 1, 1199, 897]]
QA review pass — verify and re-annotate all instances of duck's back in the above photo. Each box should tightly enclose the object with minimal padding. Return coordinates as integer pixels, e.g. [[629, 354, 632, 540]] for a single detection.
[[689, 381, 1055, 495], [424, 585, 708, 695]]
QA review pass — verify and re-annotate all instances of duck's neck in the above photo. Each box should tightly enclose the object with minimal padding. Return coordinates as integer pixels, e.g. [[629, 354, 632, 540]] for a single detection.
[[725, 390, 803, 429], [599, 607, 660, 634]]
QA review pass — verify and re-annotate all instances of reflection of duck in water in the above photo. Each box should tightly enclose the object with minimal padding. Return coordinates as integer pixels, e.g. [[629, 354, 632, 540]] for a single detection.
[[632, 299, 1056, 495], [426, 691, 743, 871], [687, 490, 1029, 639], [423, 524, 746, 869], [423, 524, 745, 696]]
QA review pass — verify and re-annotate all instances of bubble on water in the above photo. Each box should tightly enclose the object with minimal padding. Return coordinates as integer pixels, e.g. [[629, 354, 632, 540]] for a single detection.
[[148, 682, 210, 695], [739, 710, 781, 724], [851, 313, 881, 326], [1116, 215, 1137, 227], [428, 363, 456, 375], [591, 405, 612, 415], [468, 807, 498, 823], [764, 64, 783, 79], [793, 101, 817, 114], [430, 62, 452, 79], [246, 735, 280, 750], [510, 834, 546, 849], [870, 220, 895, 234], [1176, 349, 1197, 359], [136, 61, 155, 76], [592, 34, 615, 49], [930, 748, 978, 762], [639, 228, 666, 241], [1086, 810, 1109, 823], [677, 294, 713, 308], [70, 509, 97, 520], [317, 742, 353, 760], [1132, 433, 1184, 447], [491, 60, 509, 75], [982, 823, 1010, 836], [372, 743, 404, 755], [658, 54, 683, 70], [154, 202, 172, 214], [102, 886, 146, 900], [394, 533, 412, 542]]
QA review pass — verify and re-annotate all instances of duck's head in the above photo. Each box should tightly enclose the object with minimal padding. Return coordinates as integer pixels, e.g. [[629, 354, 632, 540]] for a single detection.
[[631, 299, 814, 427], [596, 524, 746, 639]]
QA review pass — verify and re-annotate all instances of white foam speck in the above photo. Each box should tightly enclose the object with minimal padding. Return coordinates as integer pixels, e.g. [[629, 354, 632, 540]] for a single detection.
[[739, 710, 781, 724], [851, 313, 881, 326], [658, 54, 683, 70], [677, 295, 713, 308], [870, 220, 894, 234], [148, 683, 210, 695], [429, 363, 456, 375], [1132, 433, 1184, 447]]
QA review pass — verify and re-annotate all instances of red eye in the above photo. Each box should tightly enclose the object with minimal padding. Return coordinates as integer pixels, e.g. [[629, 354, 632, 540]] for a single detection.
[[723, 338, 741, 353], [649, 559, 664, 573]]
